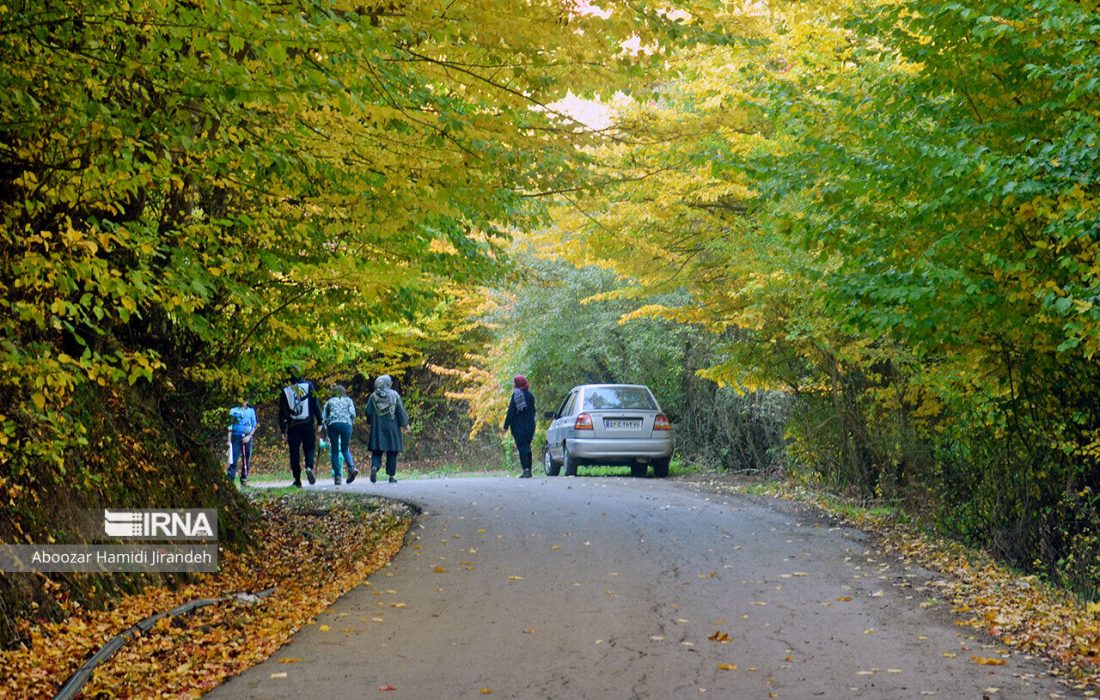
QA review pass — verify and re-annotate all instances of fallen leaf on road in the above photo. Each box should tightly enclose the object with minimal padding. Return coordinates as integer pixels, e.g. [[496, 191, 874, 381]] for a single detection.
[[391, 603, 406, 608], [836, 596, 853, 602], [708, 630, 731, 643], [509, 576, 524, 581], [379, 684, 397, 691], [480, 688, 493, 695], [718, 663, 737, 671], [278, 658, 301, 664], [270, 673, 287, 679], [434, 565, 448, 573], [971, 656, 1007, 666], [319, 625, 331, 632]]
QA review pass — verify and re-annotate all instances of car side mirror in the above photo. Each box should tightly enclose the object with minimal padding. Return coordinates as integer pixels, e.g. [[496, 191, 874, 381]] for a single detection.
[[543, 412, 556, 420]]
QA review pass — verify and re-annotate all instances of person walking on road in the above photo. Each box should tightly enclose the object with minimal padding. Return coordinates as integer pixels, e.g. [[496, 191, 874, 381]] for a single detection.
[[365, 374, 408, 483], [322, 384, 359, 485], [278, 366, 323, 487], [503, 375, 536, 478], [227, 398, 258, 485]]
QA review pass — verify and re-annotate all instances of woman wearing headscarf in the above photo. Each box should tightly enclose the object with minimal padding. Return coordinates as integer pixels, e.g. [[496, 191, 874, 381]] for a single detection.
[[503, 375, 537, 478], [364, 374, 408, 483], [322, 384, 358, 485]]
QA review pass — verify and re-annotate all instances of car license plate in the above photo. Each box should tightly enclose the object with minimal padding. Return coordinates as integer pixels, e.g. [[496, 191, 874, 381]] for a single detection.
[[605, 419, 642, 429]]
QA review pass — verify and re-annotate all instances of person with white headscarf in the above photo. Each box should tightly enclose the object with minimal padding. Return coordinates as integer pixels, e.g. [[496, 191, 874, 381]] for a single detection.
[[364, 374, 408, 483]]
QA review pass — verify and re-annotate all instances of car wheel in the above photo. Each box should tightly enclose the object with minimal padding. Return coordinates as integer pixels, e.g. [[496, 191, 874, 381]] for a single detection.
[[651, 457, 670, 478], [543, 448, 560, 477], [563, 444, 579, 477], [630, 463, 647, 478]]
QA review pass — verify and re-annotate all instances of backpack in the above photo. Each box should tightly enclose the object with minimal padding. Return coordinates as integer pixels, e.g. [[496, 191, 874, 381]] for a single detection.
[[283, 381, 312, 421]]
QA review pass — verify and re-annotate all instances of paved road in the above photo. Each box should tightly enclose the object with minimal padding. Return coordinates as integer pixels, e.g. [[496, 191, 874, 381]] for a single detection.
[[209, 476, 1071, 699]]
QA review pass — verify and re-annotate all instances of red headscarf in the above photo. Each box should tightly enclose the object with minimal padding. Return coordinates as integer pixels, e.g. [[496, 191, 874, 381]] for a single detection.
[[513, 375, 529, 390]]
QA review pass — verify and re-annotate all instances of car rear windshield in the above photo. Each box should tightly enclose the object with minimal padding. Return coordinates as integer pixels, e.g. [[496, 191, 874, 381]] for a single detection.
[[582, 387, 657, 411]]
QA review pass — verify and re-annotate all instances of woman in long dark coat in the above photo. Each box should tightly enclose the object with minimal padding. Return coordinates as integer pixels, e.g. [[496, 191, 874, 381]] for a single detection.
[[365, 374, 408, 483], [503, 375, 536, 478]]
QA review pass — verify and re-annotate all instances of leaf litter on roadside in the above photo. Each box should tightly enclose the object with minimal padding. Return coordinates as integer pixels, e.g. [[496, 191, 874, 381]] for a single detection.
[[0, 492, 413, 698]]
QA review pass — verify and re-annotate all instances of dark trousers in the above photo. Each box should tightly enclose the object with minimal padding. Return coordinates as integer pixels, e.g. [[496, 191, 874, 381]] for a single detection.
[[287, 422, 317, 480], [371, 450, 399, 476], [515, 439, 532, 471]]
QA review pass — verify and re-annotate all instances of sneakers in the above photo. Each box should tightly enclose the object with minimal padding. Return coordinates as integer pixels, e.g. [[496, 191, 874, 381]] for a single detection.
[[346, 468, 358, 484], [369, 468, 378, 483], [305, 468, 316, 485], [334, 476, 342, 485], [292, 479, 303, 488], [388, 476, 397, 484], [240, 477, 248, 487], [519, 469, 532, 479]]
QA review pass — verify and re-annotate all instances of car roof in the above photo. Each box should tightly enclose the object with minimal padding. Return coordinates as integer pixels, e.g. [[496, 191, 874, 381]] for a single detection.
[[570, 384, 652, 391]]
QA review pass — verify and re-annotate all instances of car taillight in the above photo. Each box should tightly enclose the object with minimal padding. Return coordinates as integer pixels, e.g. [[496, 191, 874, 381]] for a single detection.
[[654, 414, 671, 431], [574, 413, 594, 430]]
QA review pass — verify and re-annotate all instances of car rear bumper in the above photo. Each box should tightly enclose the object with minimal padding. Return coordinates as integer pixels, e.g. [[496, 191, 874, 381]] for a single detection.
[[568, 437, 672, 462]]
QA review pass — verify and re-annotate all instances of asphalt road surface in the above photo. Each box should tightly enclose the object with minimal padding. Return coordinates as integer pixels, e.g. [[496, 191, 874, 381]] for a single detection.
[[209, 476, 1074, 699]]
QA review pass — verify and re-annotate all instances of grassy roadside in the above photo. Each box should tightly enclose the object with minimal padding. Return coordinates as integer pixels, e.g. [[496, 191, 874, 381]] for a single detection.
[[678, 471, 1100, 695], [241, 458, 693, 483], [242, 465, 511, 484], [0, 492, 414, 698]]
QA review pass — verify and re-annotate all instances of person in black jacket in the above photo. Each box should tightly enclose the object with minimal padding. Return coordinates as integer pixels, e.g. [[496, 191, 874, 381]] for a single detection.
[[503, 375, 536, 478], [278, 366, 323, 487]]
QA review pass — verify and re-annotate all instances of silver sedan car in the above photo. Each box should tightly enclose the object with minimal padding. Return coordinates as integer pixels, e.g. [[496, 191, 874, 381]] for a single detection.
[[543, 384, 672, 478]]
